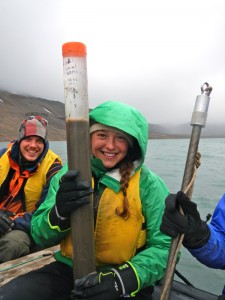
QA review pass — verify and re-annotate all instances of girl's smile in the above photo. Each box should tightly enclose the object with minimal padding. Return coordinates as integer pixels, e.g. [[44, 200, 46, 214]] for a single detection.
[[91, 130, 129, 169]]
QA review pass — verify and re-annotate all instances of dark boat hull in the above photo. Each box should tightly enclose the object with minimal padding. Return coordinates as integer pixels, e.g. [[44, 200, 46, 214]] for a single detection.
[[153, 280, 218, 299], [0, 247, 219, 299]]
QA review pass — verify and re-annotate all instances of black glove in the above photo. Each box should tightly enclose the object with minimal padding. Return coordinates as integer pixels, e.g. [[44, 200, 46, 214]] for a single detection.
[[160, 191, 210, 249], [55, 170, 92, 218], [0, 210, 15, 236], [160, 192, 188, 238], [49, 170, 92, 230], [71, 262, 139, 299]]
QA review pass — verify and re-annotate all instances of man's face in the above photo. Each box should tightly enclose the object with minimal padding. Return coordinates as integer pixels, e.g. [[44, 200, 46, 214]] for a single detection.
[[19, 136, 44, 161]]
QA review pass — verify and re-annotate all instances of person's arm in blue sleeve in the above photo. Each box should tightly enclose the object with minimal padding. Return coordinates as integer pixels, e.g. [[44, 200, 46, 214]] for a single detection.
[[160, 192, 225, 270], [0, 147, 7, 157], [188, 194, 225, 269]]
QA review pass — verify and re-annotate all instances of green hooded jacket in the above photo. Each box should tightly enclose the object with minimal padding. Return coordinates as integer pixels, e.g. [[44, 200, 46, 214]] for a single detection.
[[31, 101, 171, 289]]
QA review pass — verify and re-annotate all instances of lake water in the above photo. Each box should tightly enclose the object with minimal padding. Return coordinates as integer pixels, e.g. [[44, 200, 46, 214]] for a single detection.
[[0, 138, 224, 295]]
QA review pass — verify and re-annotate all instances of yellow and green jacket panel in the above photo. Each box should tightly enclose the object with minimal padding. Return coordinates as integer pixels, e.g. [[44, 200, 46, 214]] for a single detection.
[[59, 169, 146, 265]]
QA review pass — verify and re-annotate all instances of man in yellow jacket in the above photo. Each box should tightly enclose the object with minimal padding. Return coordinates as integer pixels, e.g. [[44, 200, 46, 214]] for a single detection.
[[0, 115, 62, 262]]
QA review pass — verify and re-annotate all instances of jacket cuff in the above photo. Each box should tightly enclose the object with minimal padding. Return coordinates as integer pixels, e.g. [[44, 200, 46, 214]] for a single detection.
[[183, 221, 210, 249], [49, 205, 71, 231], [112, 261, 140, 297]]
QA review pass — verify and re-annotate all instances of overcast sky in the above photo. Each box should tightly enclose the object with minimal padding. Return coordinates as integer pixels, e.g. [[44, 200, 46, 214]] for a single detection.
[[0, 0, 224, 124]]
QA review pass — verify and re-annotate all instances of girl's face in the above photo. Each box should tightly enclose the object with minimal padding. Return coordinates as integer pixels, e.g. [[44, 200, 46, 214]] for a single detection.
[[20, 136, 45, 161], [91, 130, 129, 169]]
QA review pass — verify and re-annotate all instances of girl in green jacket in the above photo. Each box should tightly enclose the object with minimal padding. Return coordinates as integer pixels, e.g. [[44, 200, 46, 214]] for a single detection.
[[0, 101, 171, 300]]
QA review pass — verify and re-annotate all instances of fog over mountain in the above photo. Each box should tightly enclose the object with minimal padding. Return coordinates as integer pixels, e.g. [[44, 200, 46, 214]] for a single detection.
[[0, 91, 224, 142]]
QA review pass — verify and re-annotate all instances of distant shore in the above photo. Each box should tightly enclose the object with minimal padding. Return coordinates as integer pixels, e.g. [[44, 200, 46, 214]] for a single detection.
[[1, 90, 225, 142]]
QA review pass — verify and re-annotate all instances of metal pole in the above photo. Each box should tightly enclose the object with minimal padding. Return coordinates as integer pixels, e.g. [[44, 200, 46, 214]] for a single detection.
[[160, 82, 212, 300], [62, 42, 95, 280]]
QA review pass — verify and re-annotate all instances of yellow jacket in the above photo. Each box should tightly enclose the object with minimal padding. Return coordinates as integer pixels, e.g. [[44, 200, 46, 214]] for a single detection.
[[0, 148, 62, 213], [60, 169, 146, 265]]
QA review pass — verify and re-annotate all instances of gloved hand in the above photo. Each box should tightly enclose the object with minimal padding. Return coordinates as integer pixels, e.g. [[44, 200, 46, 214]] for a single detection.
[[160, 192, 188, 238], [55, 170, 93, 218], [49, 170, 93, 230], [160, 191, 210, 249], [71, 262, 139, 300], [0, 210, 15, 236]]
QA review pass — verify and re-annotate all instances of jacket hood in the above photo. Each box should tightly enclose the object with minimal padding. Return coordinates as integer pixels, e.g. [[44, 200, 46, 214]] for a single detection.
[[89, 101, 148, 164]]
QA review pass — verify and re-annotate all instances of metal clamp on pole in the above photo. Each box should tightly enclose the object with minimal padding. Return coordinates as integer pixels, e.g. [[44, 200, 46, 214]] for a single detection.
[[160, 82, 212, 300], [191, 82, 212, 127], [181, 82, 212, 192]]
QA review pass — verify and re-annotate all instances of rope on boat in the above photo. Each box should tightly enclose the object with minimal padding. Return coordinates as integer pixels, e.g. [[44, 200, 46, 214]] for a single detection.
[[0, 251, 53, 273], [160, 153, 201, 299]]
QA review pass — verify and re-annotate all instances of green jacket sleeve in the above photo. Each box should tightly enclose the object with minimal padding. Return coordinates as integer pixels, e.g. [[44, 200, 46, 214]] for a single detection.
[[31, 164, 69, 248], [130, 165, 171, 289]]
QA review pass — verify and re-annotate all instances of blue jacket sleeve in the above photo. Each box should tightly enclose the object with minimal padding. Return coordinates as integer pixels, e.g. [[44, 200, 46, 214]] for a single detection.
[[13, 213, 32, 233], [0, 148, 7, 157], [188, 194, 225, 269]]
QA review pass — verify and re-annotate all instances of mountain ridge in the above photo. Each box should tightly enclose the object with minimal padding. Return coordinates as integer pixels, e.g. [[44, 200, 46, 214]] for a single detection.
[[0, 90, 224, 142]]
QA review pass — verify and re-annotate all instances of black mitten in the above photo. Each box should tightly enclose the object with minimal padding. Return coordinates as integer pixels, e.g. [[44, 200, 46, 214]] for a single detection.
[[71, 262, 139, 299], [160, 191, 210, 249], [160, 193, 188, 238], [178, 191, 210, 248], [49, 170, 92, 229], [0, 210, 15, 236]]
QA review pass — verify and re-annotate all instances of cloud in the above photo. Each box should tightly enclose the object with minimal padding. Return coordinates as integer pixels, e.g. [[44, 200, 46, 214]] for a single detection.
[[0, 0, 224, 124]]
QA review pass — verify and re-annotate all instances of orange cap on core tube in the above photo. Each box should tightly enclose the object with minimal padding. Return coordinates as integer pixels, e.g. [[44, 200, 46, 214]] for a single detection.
[[62, 42, 86, 57]]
